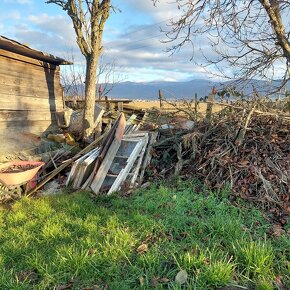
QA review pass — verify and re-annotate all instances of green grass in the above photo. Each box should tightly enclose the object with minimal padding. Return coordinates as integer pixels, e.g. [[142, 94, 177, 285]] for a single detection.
[[0, 180, 289, 289]]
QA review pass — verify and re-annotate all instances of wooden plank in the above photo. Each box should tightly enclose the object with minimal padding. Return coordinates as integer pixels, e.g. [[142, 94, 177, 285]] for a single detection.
[[28, 133, 107, 197], [0, 64, 60, 82], [0, 123, 57, 136], [66, 148, 99, 187], [90, 114, 126, 194], [73, 148, 100, 189], [90, 139, 121, 194], [0, 111, 56, 122], [0, 55, 60, 78], [130, 135, 149, 185], [0, 82, 63, 99], [0, 49, 59, 70], [0, 120, 54, 130], [0, 71, 61, 88], [139, 132, 158, 184], [0, 94, 63, 111]]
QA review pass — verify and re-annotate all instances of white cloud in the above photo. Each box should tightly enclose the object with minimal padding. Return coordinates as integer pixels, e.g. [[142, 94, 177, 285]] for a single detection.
[[122, 0, 181, 21], [0, 11, 21, 21], [28, 13, 75, 43], [4, 0, 32, 4]]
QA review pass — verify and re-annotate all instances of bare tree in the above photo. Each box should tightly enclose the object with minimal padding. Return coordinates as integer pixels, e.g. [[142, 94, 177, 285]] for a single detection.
[[46, 0, 111, 141], [61, 51, 125, 99], [154, 0, 290, 94], [61, 49, 86, 97]]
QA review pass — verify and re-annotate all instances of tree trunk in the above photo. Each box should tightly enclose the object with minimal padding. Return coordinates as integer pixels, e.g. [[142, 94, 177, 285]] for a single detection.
[[83, 53, 99, 141]]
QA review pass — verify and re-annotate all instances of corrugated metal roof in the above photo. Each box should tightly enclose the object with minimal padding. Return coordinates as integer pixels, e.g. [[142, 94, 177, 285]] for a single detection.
[[0, 35, 72, 65]]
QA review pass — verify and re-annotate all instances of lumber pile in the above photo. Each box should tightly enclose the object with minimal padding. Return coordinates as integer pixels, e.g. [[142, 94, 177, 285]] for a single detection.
[[66, 113, 157, 194]]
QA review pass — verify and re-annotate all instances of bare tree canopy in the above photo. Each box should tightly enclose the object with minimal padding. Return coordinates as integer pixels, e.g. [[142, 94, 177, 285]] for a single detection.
[[47, 0, 111, 140], [154, 0, 290, 93]]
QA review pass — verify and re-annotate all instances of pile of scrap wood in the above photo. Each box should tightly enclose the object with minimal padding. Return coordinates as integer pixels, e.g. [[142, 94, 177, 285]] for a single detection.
[[25, 108, 155, 197], [151, 100, 290, 220], [66, 113, 157, 194]]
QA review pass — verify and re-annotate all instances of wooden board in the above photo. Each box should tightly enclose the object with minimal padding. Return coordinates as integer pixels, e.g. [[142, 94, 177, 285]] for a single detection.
[[0, 55, 59, 79], [0, 49, 59, 70], [0, 82, 63, 99], [0, 72, 60, 89], [0, 120, 55, 130], [0, 122, 57, 136], [0, 64, 60, 83], [0, 94, 63, 111], [90, 114, 126, 194], [139, 132, 158, 184], [0, 110, 56, 122]]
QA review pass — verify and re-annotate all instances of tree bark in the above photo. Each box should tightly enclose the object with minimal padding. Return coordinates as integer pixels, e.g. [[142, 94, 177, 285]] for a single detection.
[[83, 53, 99, 140], [259, 0, 290, 63]]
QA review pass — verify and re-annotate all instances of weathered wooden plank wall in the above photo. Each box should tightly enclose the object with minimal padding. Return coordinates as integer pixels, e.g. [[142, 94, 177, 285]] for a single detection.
[[0, 49, 64, 137]]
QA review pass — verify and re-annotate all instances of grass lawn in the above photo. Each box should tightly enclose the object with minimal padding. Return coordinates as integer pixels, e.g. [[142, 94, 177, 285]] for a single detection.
[[0, 180, 289, 289]]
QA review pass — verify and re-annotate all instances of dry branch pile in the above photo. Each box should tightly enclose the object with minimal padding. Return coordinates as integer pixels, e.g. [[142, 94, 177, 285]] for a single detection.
[[151, 102, 290, 218]]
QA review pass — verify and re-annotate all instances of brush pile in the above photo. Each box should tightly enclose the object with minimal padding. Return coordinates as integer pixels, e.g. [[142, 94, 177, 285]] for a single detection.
[[151, 100, 290, 218]]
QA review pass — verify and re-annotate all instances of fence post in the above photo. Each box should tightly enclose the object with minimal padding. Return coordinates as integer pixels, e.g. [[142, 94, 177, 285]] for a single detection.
[[158, 89, 163, 109], [206, 87, 217, 122]]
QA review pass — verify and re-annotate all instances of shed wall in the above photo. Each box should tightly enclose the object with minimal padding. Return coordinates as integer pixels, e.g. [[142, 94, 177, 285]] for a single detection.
[[0, 49, 64, 137]]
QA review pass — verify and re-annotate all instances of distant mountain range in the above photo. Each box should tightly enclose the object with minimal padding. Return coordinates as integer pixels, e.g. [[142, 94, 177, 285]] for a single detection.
[[65, 79, 289, 100]]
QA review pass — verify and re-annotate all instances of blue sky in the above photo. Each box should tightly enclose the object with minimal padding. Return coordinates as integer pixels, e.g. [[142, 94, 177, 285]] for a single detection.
[[0, 0, 215, 82]]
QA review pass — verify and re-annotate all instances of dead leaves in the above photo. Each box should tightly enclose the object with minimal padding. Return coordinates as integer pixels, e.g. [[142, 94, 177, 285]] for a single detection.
[[17, 269, 39, 284], [268, 223, 285, 237], [136, 232, 164, 255], [139, 276, 171, 287], [175, 269, 188, 284], [136, 243, 148, 255], [55, 284, 74, 290]]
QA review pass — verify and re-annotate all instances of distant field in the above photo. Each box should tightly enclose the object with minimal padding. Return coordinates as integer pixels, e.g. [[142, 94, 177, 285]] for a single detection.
[[129, 100, 224, 114]]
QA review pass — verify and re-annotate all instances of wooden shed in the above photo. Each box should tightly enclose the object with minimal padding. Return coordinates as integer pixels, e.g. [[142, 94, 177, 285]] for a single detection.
[[0, 35, 70, 143]]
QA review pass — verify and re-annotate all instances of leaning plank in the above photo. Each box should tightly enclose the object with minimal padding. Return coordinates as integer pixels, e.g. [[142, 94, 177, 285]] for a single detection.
[[139, 131, 158, 185], [73, 148, 100, 189], [130, 134, 149, 186], [90, 114, 126, 193], [27, 133, 107, 196], [66, 148, 99, 186], [90, 139, 122, 194], [82, 113, 125, 190]]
